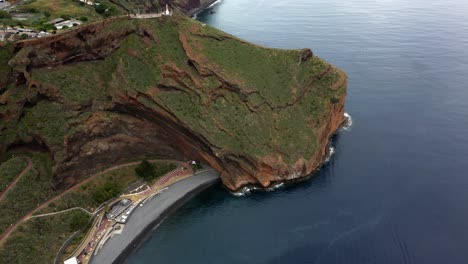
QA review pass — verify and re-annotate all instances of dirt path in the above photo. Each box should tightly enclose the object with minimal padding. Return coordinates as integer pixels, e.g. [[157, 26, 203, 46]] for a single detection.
[[29, 207, 93, 220], [0, 156, 32, 202], [0, 159, 187, 243]]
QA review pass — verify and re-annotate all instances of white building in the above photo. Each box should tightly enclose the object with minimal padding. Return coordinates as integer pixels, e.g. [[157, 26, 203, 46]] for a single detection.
[[79, 0, 95, 5], [64, 257, 78, 264], [163, 4, 171, 16], [55, 19, 82, 30]]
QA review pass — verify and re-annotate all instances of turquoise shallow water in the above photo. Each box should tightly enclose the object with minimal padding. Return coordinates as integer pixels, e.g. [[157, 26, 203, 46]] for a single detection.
[[126, 0, 468, 263]]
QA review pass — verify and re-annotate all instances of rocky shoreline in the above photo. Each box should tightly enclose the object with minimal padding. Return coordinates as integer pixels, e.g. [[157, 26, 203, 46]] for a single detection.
[[231, 112, 352, 196]]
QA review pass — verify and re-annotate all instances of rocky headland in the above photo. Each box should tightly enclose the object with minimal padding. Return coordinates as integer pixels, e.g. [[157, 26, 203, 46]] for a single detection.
[[0, 15, 347, 192]]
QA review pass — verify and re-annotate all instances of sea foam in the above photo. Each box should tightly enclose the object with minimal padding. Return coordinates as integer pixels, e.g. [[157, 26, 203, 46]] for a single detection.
[[325, 146, 335, 163], [208, 0, 222, 8], [342, 112, 353, 131]]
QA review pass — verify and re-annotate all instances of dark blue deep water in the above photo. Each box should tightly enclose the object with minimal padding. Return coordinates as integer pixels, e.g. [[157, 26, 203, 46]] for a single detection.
[[127, 0, 468, 263]]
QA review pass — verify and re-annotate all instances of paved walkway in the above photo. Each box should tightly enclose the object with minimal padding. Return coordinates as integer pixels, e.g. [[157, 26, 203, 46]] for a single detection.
[[90, 170, 220, 264], [129, 11, 172, 19]]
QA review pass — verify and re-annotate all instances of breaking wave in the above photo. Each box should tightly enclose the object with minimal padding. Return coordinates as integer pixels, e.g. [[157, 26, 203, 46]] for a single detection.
[[266, 182, 285, 192], [232, 185, 261, 197], [325, 146, 335, 163], [192, 0, 222, 19], [208, 0, 222, 8], [232, 182, 285, 196], [342, 112, 353, 131]]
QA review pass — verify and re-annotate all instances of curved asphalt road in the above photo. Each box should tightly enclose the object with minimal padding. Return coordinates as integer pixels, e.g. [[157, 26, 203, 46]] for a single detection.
[[90, 170, 220, 264]]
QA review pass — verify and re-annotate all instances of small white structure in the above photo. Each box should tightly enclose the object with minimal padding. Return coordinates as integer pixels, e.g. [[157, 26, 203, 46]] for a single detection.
[[163, 4, 171, 16], [64, 257, 78, 264], [55, 19, 82, 30], [79, 0, 95, 5]]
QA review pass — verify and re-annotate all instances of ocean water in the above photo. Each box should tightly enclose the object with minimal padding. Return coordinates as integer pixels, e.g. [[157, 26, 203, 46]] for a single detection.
[[126, 0, 468, 263]]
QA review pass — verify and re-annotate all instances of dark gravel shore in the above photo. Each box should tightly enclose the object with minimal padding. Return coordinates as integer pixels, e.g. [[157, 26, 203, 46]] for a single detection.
[[90, 170, 220, 264]]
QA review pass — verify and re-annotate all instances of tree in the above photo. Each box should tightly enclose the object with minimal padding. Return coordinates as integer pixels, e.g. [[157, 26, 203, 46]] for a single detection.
[[92, 182, 120, 204], [60, 14, 71, 20], [191, 162, 203, 171], [70, 212, 89, 231], [135, 160, 156, 181], [0, 10, 11, 19], [94, 3, 107, 14], [38, 23, 56, 32]]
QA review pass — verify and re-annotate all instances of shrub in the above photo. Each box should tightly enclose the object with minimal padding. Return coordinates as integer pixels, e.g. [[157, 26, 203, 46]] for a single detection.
[[38, 23, 56, 31], [92, 182, 120, 204], [191, 162, 203, 171], [94, 4, 107, 14], [60, 14, 71, 20], [79, 16, 88, 22], [69, 212, 89, 231], [135, 160, 155, 181], [0, 10, 11, 19]]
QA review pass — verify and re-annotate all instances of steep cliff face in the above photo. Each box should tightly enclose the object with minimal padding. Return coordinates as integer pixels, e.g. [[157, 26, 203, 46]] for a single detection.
[[0, 16, 347, 191]]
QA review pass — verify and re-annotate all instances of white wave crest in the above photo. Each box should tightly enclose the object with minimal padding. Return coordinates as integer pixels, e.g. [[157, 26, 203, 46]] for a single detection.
[[208, 0, 222, 8], [232, 185, 260, 197], [266, 182, 285, 192], [342, 112, 353, 131], [325, 146, 335, 163]]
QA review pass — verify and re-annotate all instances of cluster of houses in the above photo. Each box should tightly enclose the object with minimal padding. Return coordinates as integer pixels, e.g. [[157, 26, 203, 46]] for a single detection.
[[0, 16, 83, 42], [0, 27, 50, 41], [78, 0, 96, 5]]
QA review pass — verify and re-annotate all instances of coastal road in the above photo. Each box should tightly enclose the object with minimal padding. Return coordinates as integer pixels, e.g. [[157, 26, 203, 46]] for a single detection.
[[90, 170, 220, 264]]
